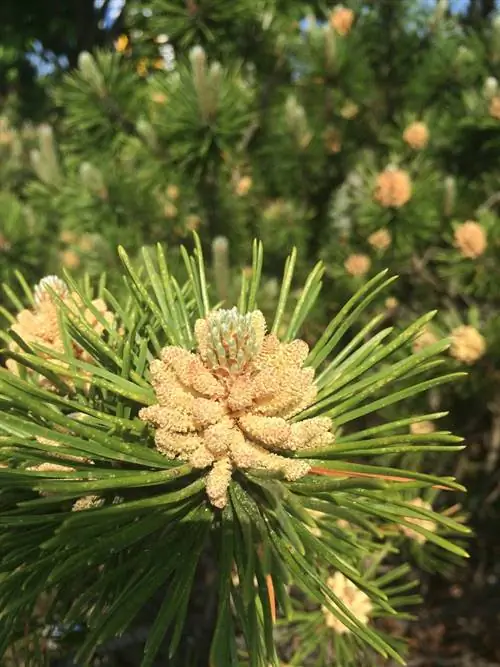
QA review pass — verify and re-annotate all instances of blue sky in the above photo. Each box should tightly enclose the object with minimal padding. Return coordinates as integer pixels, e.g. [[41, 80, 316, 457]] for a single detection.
[[27, 0, 126, 75], [444, 0, 469, 10], [26, 0, 500, 76], [95, 0, 126, 29]]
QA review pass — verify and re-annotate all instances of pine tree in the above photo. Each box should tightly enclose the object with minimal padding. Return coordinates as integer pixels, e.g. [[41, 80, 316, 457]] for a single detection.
[[3, 0, 500, 663], [0, 238, 468, 666]]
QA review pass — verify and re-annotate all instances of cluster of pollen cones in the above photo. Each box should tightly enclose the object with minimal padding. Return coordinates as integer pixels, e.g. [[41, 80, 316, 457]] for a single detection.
[[140, 308, 334, 508]]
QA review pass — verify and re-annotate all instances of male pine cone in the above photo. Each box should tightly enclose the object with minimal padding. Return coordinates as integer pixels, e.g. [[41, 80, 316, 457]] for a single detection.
[[140, 308, 334, 508]]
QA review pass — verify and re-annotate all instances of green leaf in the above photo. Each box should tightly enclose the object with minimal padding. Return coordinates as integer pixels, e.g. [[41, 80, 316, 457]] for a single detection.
[[271, 248, 297, 335], [307, 271, 396, 369], [209, 505, 239, 667]]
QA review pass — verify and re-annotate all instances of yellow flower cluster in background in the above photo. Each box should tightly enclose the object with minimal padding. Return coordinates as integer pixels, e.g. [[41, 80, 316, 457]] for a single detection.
[[374, 168, 412, 208], [403, 121, 430, 150], [114, 35, 129, 53], [368, 228, 392, 251], [329, 6, 355, 36], [450, 325, 485, 364], [344, 253, 371, 277], [454, 220, 487, 258]]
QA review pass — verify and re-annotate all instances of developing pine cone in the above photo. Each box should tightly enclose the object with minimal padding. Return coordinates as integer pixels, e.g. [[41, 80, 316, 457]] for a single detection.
[[140, 308, 334, 508], [6, 275, 113, 387]]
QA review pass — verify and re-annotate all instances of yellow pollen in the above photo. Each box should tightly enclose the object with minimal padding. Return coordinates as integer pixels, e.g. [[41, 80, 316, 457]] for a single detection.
[[400, 498, 436, 544], [140, 309, 334, 508], [322, 572, 372, 634], [6, 276, 114, 389]]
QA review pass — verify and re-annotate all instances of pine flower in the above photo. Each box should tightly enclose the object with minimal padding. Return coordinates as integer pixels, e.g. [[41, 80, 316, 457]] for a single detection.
[[61, 249, 81, 270], [72, 495, 105, 512], [324, 127, 342, 153], [6, 276, 113, 385], [167, 184, 180, 200], [114, 35, 129, 53], [0, 240, 469, 666], [329, 6, 355, 36], [136, 58, 149, 77], [344, 254, 371, 277], [140, 308, 334, 508], [374, 168, 412, 208], [340, 101, 359, 119], [59, 229, 78, 245], [322, 572, 372, 634], [385, 297, 399, 313], [450, 325, 486, 365], [454, 220, 487, 259], [489, 95, 500, 119], [412, 326, 438, 353], [151, 92, 167, 104], [400, 498, 436, 544], [164, 202, 178, 218], [27, 463, 75, 473], [368, 228, 392, 251], [185, 214, 202, 231], [410, 421, 436, 435], [235, 176, 253, 196], [33, 275, 69, 304], [403, 121, 429, 150]]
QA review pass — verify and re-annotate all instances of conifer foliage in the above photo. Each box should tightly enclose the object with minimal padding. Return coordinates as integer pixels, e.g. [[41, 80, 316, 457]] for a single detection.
[[0, 238, 468, 665], [2, 0, 500, 664]]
